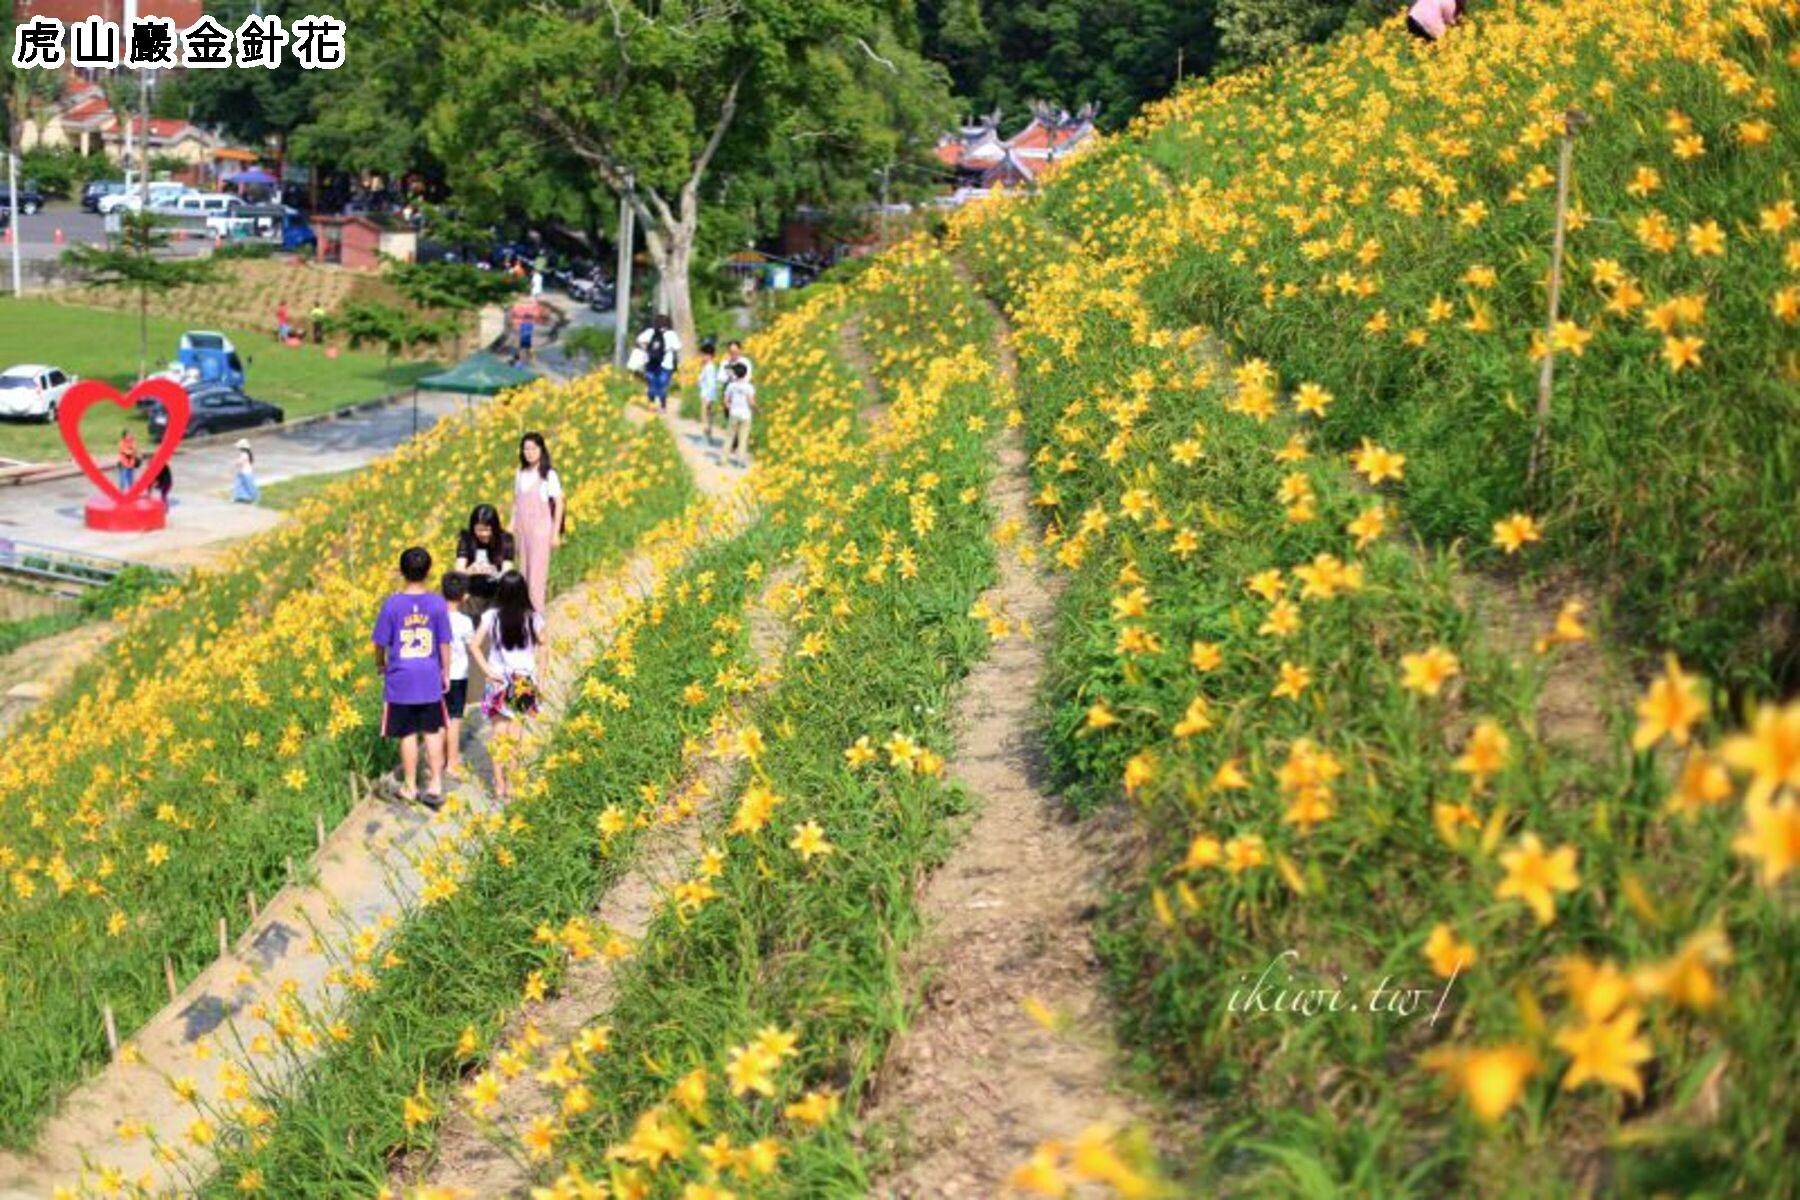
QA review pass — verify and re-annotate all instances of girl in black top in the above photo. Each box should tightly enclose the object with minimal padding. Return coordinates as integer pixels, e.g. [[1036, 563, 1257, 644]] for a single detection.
[[454, 504, 516, 614]]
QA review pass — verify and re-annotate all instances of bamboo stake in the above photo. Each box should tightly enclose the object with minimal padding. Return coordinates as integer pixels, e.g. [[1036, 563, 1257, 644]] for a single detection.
[[218, 916, 229, 956], [102, 1004, 119, 1059], [164, 956, 178, 1001], [1527, 109, 1588, 493], [315, 812, 328, 850], [247, 889, 259, 923]]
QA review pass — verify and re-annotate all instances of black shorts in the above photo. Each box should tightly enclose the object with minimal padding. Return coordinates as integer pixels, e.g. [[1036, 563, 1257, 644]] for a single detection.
[[383, 700, 446, 738], [1406, 15, 1433, 38], [444, 678, 469, 719]]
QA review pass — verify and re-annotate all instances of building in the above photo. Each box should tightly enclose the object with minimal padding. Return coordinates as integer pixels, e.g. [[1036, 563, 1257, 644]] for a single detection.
[[20, 83, 221, 168], [935, 102, 1100, 192], [312, 214, 417, 271], [13, 1, 204, 28]]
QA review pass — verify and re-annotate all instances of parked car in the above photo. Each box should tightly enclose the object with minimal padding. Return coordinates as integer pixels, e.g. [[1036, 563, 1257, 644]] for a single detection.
[[99, 183, 191, 215], [81, 180, 127, 212], [0, 180, 44, 216], [172, 192, 248, 233], [147, 383, 283, 440], [0, 364, 79, 422]]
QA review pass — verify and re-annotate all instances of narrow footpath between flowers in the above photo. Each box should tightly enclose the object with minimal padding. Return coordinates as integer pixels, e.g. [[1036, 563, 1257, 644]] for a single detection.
[[0, 401, 748, 1200], [392, 560, 797, 1199], [864, 298, 1147, 1198]]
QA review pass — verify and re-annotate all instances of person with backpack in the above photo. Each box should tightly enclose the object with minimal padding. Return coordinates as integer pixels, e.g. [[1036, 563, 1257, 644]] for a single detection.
[[632, 314, 682, 412]]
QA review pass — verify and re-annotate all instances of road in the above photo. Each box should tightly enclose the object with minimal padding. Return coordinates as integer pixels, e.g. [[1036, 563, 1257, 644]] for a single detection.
[[0, 391, 477, 568], [3, 201, 211, 271]]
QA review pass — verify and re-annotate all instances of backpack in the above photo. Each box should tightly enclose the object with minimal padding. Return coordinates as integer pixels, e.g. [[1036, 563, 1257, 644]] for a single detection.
[[645, 329, 667, 370]]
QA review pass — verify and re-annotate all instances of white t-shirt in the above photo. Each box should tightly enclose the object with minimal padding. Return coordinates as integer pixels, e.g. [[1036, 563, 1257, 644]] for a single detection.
[[635, 327, 683, 368], [478, 608, 543, 678], [726, 379, 756, 421], [697, 360, 723, 402], [516, 468, 563, 503], [447, 609, 475, 682]]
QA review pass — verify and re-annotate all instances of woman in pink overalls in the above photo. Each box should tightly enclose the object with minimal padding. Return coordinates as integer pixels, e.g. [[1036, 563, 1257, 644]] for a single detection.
[[510, 432, 563, 618]]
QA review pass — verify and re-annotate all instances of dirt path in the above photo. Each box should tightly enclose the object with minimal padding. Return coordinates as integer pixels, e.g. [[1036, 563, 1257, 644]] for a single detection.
[[396, 562, 795, 1199], [0, 619, 117, 735], [864, 293, 1142, 1197], [0, 403, 750, 1200], [839, 316, 888, 430]]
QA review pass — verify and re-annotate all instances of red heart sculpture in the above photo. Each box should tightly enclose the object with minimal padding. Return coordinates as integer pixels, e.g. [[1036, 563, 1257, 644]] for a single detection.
[[57, 378, 190, 503]]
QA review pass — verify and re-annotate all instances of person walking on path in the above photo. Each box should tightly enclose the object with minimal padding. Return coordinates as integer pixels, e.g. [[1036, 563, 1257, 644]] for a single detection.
[[724, 361, 757, 468], [231, 438, 260, 504], [723, 338, 754, 383], [516, 312, 536, 366], [468, 569, 546, 802], [441, 571, 476, 782], [632, 314, 682, 412], [371, 546, 453, 809], [510, 432, 563, 617], [115, 429, 140, 493], [454, 503, 515, 618], [696, 338, 722, 444], [309, 303, 327, 344]]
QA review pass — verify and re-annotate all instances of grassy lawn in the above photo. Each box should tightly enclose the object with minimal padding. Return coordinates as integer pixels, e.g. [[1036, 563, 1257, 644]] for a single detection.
[[0, 298, 439, 464], [259, 466, 360, 510]]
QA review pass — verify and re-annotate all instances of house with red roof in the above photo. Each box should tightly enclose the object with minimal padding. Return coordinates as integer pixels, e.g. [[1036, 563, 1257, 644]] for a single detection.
[[935, 102, 1099, 194]]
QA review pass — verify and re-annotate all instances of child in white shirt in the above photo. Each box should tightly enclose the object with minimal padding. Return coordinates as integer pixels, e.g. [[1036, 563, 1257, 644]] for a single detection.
[[696, 339, 723, 445], [441, 573, 477, 779], [724, 362, 756, 467]]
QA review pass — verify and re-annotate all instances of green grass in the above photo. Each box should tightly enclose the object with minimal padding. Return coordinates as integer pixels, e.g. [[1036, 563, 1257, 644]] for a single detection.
[[258, 466, 361, 510], [0, 298, 438, 463]]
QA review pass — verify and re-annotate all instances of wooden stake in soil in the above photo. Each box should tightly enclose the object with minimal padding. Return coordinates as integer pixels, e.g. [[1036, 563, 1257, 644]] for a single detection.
[[1527, 108, 1587, 493], [218, 916, 229, 957], [247, 889, 259, 923], [164, 956, 178, 1001], [102, 1004, 119, 1060], [315, 812, 327, 850]]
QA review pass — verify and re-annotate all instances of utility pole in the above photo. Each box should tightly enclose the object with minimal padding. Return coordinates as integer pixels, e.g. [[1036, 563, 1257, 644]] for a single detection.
[[7, 149, 21, 298], [611, 192, 634, 370], [877, 162, 891, 245]]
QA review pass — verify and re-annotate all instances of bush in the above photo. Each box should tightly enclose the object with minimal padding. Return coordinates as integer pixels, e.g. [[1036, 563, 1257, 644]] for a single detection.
[[386, 260, 525, 311]]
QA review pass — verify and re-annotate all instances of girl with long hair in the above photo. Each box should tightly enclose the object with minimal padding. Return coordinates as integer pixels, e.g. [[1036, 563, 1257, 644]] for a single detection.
[[468, 569, 547, 800], [454, 502, 515, 616], [510, 432, 562, 617]]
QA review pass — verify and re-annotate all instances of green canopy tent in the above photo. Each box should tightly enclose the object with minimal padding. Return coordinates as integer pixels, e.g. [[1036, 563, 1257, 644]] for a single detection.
[[415, 352, 541, 395], [410, 352, 542, 435]]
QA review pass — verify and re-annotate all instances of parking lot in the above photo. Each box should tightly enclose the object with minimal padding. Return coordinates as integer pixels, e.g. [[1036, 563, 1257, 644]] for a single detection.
[[4, 201, 212, 264]]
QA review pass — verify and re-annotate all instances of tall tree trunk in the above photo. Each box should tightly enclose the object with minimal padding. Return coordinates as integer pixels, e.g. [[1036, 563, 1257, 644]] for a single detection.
[[138, 284, 149, 384]]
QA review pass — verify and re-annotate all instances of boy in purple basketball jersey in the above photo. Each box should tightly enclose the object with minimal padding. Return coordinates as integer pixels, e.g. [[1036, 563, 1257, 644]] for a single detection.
[[372, 546, 453, 808]]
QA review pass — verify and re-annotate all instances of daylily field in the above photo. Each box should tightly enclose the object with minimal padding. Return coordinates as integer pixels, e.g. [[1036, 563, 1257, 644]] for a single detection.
[[0, 0, 1794, 1195]]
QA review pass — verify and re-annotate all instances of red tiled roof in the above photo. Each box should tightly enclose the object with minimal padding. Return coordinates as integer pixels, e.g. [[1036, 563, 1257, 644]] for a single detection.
[[103, 116, 203, 140], [62, 96, 112, 124], [1007, 120, 1087, 153], [934, 142, 965, 168]]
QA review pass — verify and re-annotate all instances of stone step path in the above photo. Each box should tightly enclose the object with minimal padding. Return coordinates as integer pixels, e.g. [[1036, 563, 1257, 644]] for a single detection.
[[0, 403, 749, 1200]]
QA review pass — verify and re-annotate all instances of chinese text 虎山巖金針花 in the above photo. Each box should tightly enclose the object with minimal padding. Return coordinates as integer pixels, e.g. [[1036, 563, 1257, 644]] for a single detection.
[[10, 12, 346, 71]]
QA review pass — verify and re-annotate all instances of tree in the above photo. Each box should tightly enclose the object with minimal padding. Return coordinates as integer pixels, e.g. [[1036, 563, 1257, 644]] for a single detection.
[[415, 0, 952, 349], [63, 213, 220, 381], [916, 0, 1222, 128]]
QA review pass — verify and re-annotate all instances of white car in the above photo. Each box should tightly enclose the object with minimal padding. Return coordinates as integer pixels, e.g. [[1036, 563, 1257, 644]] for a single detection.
[[0, 365, 79, 422], [99, 183, 191, 215]]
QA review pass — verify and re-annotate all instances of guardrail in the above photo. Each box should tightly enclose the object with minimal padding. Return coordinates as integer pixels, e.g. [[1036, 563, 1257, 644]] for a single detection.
[[0, 535, 146, 591]]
